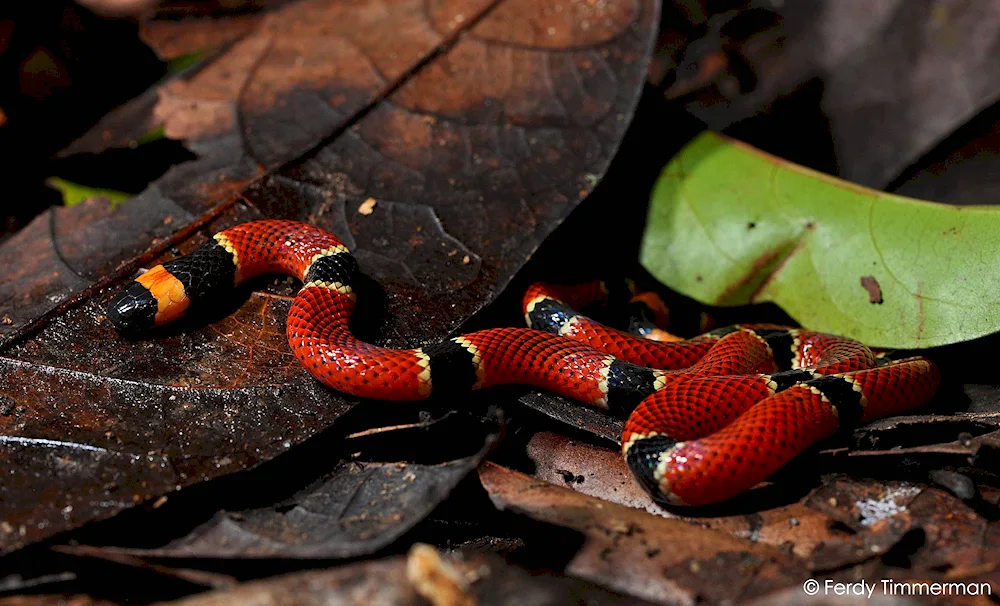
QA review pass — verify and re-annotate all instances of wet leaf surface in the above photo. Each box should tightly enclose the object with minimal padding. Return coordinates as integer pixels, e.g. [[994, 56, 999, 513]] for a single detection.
[[0, 289, 353, 553], [0, 194, 195, 340], [65, 410, 500, 558], [141, 458, 485, 558], [0, 0, 658, 554]]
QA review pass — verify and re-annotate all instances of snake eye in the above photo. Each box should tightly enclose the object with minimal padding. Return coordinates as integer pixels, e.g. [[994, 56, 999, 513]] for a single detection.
[[107, 282, 158, 334]]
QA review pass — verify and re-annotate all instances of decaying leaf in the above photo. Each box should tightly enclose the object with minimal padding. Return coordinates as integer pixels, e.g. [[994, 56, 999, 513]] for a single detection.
[[0, 290, 353, 554], [478, 461, 807, 603], [511, 429, 1000, 594], [523, 432, 913, 566], [64, 410, 500, 559], [517, 428, 1000, 583]]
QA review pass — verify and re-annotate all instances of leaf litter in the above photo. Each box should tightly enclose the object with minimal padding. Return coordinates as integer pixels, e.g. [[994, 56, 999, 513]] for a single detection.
[[5, 1, 1000, 603]]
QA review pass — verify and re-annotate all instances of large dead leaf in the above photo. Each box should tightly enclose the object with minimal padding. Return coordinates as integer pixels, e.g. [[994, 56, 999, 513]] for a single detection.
[[0, 0, 659, 554], [523, 432, 916, 567], [509, 431, 1000, 597], [63, 409, 500, 558], [659, 0, 1000, 188], [478, 461, 807, 603]]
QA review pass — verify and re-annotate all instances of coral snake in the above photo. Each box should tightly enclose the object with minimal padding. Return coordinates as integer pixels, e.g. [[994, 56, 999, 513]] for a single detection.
[[108, 220, 940, 506]]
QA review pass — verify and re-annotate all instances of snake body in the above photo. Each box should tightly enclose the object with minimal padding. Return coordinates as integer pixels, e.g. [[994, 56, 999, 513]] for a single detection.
[[108, 220, 940, 506]]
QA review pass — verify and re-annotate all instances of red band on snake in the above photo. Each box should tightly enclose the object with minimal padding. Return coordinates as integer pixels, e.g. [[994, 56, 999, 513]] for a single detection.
[[108, 220, 941, 506]]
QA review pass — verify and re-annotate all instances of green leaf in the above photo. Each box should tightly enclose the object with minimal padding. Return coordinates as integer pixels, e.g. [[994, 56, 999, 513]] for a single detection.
[[133, 125, 166, 147], [47, 177, 131, 208], [165, 50, 208, 75], [640, 131, 1000, 349]]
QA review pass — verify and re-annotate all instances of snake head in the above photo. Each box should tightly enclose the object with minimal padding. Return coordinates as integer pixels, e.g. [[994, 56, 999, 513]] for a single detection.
[[107, 265, 190, 334], [107, 281, 158, 334]]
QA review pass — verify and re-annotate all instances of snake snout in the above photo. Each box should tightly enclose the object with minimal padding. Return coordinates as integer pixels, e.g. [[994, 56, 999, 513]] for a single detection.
[[107, 282, 158, 334]]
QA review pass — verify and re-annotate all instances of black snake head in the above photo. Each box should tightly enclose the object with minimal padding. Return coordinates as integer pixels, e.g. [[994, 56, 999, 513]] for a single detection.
[[107, 280, 159, 335]]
